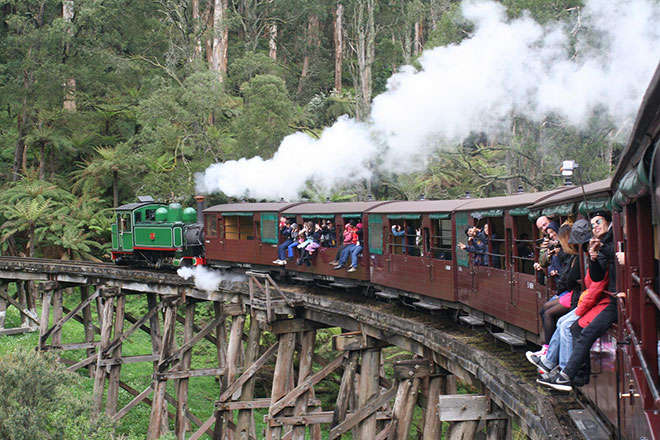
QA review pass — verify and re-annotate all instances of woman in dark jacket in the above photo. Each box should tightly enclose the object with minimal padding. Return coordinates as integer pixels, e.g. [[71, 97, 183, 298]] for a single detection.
[[540, 212, 619, 391]]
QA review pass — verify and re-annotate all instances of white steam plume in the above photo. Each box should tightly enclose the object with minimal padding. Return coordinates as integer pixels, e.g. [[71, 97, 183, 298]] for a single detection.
[[177, 266, 247, 292], [197, 0, 660, 200]]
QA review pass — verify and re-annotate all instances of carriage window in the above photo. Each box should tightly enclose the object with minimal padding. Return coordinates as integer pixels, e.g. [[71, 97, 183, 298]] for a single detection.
[[431, 220, 453, 260], [260, 212, 278, 244], [389, 219, 422, 256], [513, 217, 535, 275], [206, 214, 217, 237], [487, 218, 505, 270], [368, 215, 383, 255], [224, 215, 254, 240], [134, 211, 142, 222]]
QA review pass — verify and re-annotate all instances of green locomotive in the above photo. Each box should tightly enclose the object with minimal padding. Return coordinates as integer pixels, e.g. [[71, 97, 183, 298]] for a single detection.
[[110, 196, 205, 267]]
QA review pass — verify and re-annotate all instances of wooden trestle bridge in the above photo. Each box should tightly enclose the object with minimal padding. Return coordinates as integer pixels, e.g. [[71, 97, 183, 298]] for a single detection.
[[0, 257, 567, 439]]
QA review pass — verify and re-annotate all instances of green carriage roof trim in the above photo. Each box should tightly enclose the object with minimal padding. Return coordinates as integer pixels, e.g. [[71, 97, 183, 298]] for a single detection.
[[471, 209, 503, 219], [221, 212, 253, 217], [578, 198, 613, 216], [301, 214, 336, 219], [527, 209, 541, 221], [387, 214, 421, 220], [542, 203, 575, 217], [508, 207, 530, 216], [429, 213, 451, 219], [612, 156, 651, 211], [341, 214, 363, 219]]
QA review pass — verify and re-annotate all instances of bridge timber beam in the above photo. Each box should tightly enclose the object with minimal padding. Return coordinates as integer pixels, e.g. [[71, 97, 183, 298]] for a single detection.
[[0, 257, 568, 439]]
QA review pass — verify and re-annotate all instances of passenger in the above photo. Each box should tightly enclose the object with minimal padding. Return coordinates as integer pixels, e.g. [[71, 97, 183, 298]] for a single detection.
[[534, 221, 560, 278], [333, 221, 359, 270], [285, 223, 300, 261], [458, 226, 487, 266], [539, 212, 622, 391], [526, 220, 592, 375], [320, 221, 336, 247], [415, 228, 423, 257], [330, 220, 358, 266], [337, 223, 364, 273], [298, 222, 322, 266], [391, 224, 406, 253], [536, 215, 551, 235], [483, 224, 501, 268], [528, 224, 578, 355], [273, 218, 293, 265]]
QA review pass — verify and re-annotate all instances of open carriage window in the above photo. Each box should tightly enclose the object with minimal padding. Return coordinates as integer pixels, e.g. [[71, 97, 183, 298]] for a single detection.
[[387, 214, 422, 256], [205, 214, 218, 237], [431, 217, 453, 260]]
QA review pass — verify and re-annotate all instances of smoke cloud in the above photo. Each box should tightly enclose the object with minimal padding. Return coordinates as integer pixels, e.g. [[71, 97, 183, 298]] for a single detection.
[[197, 0, 660, 200], [177, 266, 247, 292]]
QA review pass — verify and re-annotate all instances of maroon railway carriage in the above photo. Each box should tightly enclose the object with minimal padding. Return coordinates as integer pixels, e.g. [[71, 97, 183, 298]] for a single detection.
[[367, 199, 471, 305], [279, 201, 390, 281], [607, 59, 660, 439], [203, 202, 302, 268], [453, 190, 565, 340]]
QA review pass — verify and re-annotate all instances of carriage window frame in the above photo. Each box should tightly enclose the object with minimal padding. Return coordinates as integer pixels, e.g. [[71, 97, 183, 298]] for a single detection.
[[431, 219, 453, 261]]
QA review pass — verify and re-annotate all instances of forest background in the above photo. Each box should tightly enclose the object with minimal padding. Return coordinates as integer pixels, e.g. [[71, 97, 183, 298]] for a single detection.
[[0, 0, 638, 261]]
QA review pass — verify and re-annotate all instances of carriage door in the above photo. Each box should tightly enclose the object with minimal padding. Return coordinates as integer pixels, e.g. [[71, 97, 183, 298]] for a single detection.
[[118, 212, 133, 251]]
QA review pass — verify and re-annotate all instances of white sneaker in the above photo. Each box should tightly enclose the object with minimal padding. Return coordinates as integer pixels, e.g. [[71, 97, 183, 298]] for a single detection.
[[272, 260, 281, 264], [531, 345, 548, 357]]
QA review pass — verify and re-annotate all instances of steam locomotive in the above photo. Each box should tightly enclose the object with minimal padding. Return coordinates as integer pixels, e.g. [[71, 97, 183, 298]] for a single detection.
[[110, 63, 660, 438]]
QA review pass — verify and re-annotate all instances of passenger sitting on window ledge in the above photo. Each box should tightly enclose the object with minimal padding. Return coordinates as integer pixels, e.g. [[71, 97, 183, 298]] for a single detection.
[[458, 226, 487, 266]]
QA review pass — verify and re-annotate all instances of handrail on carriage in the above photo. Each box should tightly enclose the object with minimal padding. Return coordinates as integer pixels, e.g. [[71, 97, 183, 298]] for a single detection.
[[631, 272, 660, 312], [623, 318, 660, 409]]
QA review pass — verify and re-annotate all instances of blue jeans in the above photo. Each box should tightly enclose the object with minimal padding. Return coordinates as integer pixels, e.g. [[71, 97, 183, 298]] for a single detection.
[[349, 245, 363, 268], [545, 309, 578, 369], [278, 240, 292, 260], [287, 242, 298, 258], [338, 244, 356, 266]]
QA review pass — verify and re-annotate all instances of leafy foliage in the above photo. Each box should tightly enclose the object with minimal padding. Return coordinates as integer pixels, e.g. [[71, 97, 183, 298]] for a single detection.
[[0, 349, 131, 440]]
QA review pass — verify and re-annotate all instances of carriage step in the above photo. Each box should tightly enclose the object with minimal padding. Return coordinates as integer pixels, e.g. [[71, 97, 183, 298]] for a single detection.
[[375, 291, 399, 300], [413, 300, 443, 311], [291, 276, 313, 282], [568, 408, 611, 440], [459, 315, 485, 327], [492, 331, 526, 348], [329, 282, 357, 289]]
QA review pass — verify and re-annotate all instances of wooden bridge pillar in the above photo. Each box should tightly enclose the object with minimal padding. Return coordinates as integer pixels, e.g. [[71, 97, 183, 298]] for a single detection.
[[265, 331, 296, 439], [148, 297, 178, 439], [438, 394, 510, 440]]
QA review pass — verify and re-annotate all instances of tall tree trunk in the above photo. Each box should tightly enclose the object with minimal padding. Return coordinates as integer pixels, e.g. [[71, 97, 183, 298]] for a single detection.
[[112, 170, 119, 209], [413, 20, 423, 57], [297, 15, 320, 97], [353, 0, 375, 121], [13, 113, 26, 181], [192, 0, 202, 59], [268, 23, 277, 60], [334, 3, 344, 91], [39, 143, 45, 180], [211, 0, 229, 81], [63, 1, 76, 111]]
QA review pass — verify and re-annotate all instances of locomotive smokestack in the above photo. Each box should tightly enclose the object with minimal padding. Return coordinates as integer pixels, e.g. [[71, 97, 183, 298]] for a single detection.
[[194, 195, 205, 225]]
